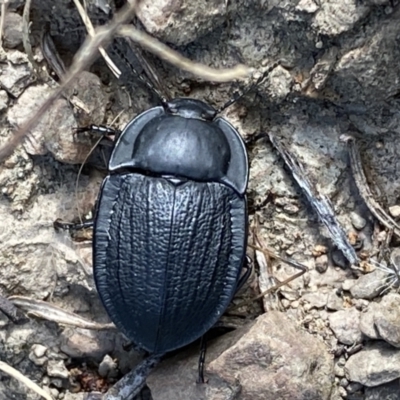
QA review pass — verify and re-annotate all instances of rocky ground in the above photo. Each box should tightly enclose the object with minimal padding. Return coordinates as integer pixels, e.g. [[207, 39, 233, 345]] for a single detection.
[[1, 0, 400, 399]]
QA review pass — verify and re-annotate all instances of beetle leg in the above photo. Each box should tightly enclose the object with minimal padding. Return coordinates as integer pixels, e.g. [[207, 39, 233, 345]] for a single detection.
[[235, 256, 253, 294], [53, 218, 94, 232], [103, 353, 162, 399], [197, 334, 208, 384], [75, 125, 121, 146]]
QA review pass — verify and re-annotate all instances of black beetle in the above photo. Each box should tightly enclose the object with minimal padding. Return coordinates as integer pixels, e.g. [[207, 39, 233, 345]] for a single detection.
[[93, 97, 248, 355]]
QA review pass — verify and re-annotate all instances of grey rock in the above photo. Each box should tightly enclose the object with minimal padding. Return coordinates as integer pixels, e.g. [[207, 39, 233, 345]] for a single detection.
[[375, 293, 400, 348], [265, 66, 293, 103], [389, 205, 400, 219], [98, 354, 118, 378], [28, 345, 48, 367], [3, 12, 23, 49], [326, 290, 343, 311], [64, 393, 87, 400], [365, 379, 400, 400], [342, 279, 356, 292], [7, 83, 97, 164], [350, 269, 388, 299], [350, 211, 367, 230], [136, 0, 227, 45], [209, 312, 334, 400], [60, 329, 115, 362], [0, 90, 8, 111], [345, 342, 400, 387], [340, 377, 349, 387], [328, 308, 363, 345], [296, 0, 320, 13], [32, 344, 47, 358], [315, 254, 329, 273], [347, 382, 363, 394], [64, 394, 86, 400], [302, 291, 328, 309], [148, 312, 334, 400], [312, 0, 370, 36], [0, 50, 35, 97], [359, 302, 381, 339], [47, 359, 69, 379]]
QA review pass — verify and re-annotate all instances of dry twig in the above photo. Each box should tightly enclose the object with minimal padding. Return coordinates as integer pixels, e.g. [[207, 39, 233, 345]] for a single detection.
[[0, 0, 8, 48], [0, 361, 53, 400], [341, 135, 400, 238], [118, 25, 251, 82], [104, 355, 161, 400], [9, 296, 116, 330], [72, 0, 121, 78], [270, 134, 359, 265], [0, 0, 138, 163]]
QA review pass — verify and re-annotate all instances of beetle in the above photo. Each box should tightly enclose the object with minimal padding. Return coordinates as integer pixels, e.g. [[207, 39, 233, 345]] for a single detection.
[[93, 97, 249, 355]]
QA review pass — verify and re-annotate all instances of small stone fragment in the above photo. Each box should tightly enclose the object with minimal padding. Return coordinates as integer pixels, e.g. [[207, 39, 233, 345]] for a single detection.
[[327, 290, 343, 311], [98, 354, 118, 378], [328, 308, 363, 345], [266, 66, 293, 103], [302, 291, 328, 309], [345, 342, 400, 387], [296, 0, 320, 13], [29, 344, 48, 366], [0, 90, 8, 112], [137, 0, 227, 45], [3, 12, 23, 49], [374, 293, 400, 348], [32, 344, 48, 358], [0, 50, 34, 97], [359, 303, 381, 339], [389, 205, 400, 219], [47, 360, 69, 379], [342, 279, 355, 291], [315, 254, 329, 273], [60, 329, 115, 361], [350, 212, 367, 230], [313, 245, 328, 257], [350, 269, 388, 299], [312, 0, 370, 36], [346, 381, 363, 394]]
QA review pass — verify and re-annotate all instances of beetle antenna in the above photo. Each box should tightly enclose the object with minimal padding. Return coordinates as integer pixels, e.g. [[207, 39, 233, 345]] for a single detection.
[[111, 35, 170, 104], [217, 60, 280, 114]]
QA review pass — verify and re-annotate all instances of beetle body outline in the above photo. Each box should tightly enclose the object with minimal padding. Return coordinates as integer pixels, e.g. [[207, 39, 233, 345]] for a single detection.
[[93, 98, 248, 354]]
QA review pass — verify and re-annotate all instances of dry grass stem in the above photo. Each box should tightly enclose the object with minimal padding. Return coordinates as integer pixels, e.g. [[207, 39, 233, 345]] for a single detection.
[[118, 25, 251, 82], [72, 0, 121, 78], [9, 295, 116, 330], [0, 361, 54, 400], [0, 0, 8, 48], [0, 0, 137, 163]]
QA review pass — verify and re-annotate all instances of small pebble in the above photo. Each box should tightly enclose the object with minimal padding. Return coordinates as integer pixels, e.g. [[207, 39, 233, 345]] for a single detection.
[[340, 377, 349, 387], [350, 212, 367, 230], [389, 205, 400, 218], [346, 382, 363, 394], [342, 279, 355, 292], [99, 354, 118, 378], [312, 245, 328, 257], [32, 344, 47, 358], [47, 360, 69, 379], [315, 254, 329, 273]]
